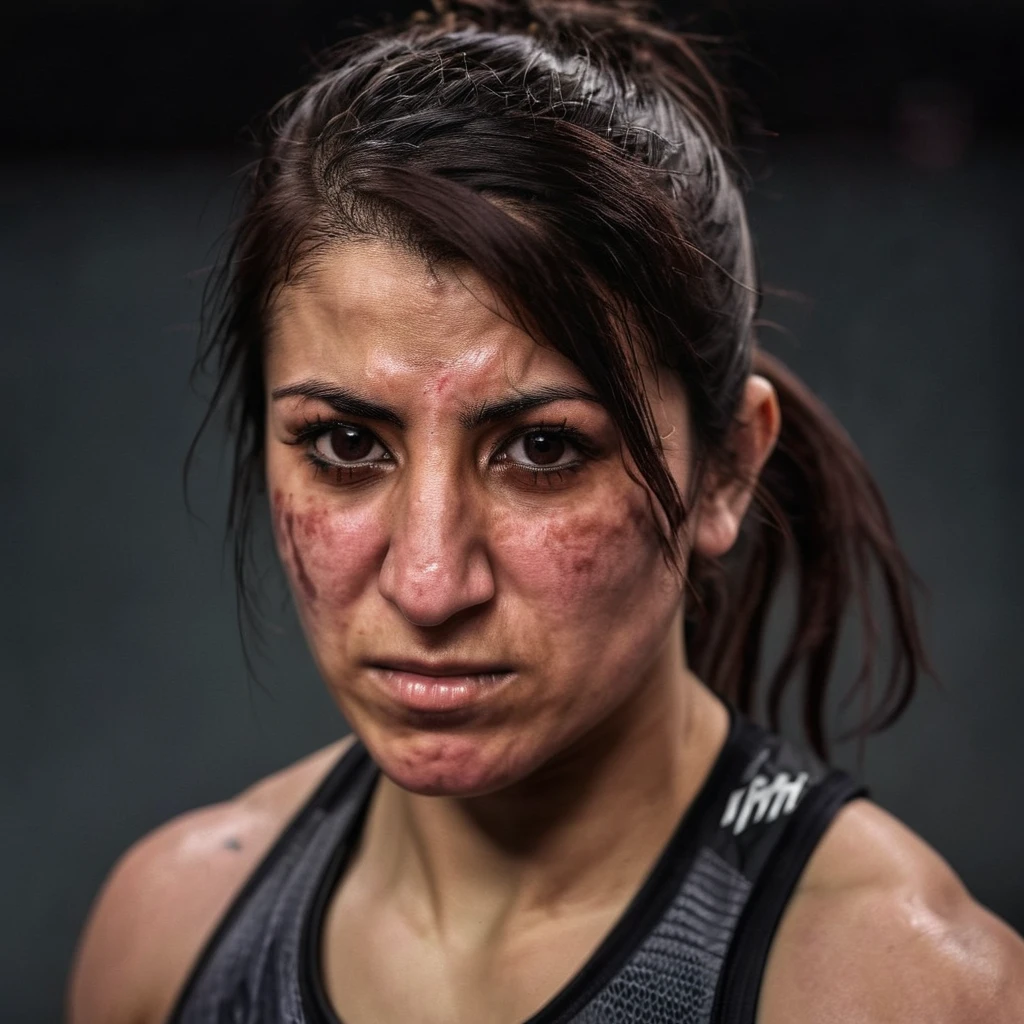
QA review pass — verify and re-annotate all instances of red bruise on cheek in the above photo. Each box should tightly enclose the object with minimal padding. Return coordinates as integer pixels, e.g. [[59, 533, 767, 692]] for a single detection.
[[565, 503, 653, 584], [286, 512, 319, 602], [269, 487, 383, 620], [290, 500, 331, 545], [503, 492, 664, 606], [270, 488, 319, 604]]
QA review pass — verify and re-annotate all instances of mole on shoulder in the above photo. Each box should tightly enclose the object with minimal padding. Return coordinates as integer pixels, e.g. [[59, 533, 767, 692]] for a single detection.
[[223, 837, 243, 852]]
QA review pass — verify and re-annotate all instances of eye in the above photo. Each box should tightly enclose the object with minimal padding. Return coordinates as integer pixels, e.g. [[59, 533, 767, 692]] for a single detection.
[[313, 424, 389, 466], [502, 429, 579, 469]]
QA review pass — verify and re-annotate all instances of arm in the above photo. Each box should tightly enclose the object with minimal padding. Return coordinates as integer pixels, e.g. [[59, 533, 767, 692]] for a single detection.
[[759, 800, 1024, 1024]]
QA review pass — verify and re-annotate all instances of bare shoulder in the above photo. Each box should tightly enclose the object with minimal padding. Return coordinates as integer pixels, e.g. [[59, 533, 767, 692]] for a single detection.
[[66, 735, 357, 1024], [759, 798, 1024, 1024]]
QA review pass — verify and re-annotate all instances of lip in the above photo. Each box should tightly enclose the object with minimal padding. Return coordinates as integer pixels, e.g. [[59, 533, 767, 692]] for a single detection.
[[372, 658, 515, 677], [368, 660, 515, 714]]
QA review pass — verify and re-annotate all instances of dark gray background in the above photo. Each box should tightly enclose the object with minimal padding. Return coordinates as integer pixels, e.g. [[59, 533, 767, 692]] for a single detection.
[[3, 1, 1023, 1021]]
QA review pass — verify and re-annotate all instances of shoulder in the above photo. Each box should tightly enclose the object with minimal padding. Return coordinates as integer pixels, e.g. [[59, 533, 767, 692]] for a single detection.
[[758, 798, 1024, 1024], [66, 735, 358, 1024]]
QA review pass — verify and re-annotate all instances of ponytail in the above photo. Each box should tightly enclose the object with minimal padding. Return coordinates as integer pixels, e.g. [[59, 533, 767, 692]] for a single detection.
[[687, 350, 931, 759]]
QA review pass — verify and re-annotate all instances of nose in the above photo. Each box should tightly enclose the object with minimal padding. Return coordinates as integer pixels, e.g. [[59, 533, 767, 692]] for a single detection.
[[377, 464, 495, 627]]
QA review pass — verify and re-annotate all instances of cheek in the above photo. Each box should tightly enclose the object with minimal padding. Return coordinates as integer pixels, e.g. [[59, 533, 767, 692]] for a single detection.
[[270, 488, 384, 616], [492, 490, 670, 617]]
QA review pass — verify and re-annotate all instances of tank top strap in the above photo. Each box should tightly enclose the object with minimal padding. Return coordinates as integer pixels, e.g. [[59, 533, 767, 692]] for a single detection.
[[705, 714, 868, 1023], [168, 712, 865, 1024], [165, 736, 378, 1024]]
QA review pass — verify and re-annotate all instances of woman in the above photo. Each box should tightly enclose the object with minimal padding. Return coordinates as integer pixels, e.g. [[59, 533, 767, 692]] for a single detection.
[[67, 2, 1024, 1022]]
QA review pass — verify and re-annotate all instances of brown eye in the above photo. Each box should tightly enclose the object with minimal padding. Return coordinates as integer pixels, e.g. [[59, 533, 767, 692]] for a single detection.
[[503, 430, 577, 469], [522, 432, 565, 466], [315, 425, 386, 465]]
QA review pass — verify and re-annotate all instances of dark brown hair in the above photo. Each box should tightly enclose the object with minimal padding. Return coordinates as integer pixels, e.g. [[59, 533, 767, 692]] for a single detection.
[[194, 0, 929, 758]]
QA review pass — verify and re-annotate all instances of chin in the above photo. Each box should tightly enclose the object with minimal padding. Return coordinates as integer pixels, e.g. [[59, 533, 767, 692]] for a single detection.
[[367, 727, 532, 798]]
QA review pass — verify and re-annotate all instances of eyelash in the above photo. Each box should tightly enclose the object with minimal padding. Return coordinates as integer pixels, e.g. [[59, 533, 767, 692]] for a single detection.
[[285, 415, 391, 483], [284, 415, 596, 487]]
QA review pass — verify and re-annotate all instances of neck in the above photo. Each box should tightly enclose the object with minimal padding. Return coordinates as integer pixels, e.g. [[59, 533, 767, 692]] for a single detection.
[[355, 631, 730, 948]]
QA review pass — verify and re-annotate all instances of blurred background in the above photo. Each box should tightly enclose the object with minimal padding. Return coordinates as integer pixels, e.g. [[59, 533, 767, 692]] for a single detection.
[[2, 0, 1023, 1020]]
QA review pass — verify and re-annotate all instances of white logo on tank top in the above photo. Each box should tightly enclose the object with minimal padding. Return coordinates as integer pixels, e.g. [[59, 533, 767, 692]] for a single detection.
[[720, 770, 810, 835]]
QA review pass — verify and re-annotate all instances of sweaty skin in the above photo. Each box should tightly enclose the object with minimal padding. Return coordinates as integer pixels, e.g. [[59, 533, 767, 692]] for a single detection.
[[67, 240, 1024, 1024]]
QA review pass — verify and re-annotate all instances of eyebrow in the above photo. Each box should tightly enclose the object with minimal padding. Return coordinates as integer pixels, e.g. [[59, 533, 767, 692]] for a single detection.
[[461, 385, 602, 429], [271, 380, 406, 428], [270, 379, 602, 430]]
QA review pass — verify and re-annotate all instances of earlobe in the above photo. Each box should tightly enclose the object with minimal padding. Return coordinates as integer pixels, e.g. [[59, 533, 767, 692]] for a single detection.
[[691, 493, 743, 561], [691, 374, 781, 561]]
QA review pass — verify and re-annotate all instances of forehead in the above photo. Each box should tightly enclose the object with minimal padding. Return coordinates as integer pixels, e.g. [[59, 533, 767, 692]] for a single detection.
[[265, 239, 586, 393]]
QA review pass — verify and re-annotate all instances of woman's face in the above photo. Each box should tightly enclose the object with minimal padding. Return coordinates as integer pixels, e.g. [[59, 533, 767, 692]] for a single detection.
[[265, 240, 697, 796]]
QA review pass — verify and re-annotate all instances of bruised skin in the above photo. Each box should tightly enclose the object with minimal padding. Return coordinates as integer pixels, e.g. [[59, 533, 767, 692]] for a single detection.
[[272, 486, 659, 627], [271, 472, 676, 797], [271, 493, 320, 603], [264, 239, 699, 799], [270, 486, 379, 637]]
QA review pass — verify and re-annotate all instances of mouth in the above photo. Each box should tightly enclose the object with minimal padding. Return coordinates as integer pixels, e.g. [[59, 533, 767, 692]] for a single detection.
[[371, 658, 515, 678], [366, 659, 516, 714]]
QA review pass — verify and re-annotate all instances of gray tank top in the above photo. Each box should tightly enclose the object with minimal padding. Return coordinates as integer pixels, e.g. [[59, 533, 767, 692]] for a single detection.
[[167, 707, 864, 1024]]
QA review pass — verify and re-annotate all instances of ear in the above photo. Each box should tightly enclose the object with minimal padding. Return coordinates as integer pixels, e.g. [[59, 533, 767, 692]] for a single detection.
[[691, 375, 781, 560]]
